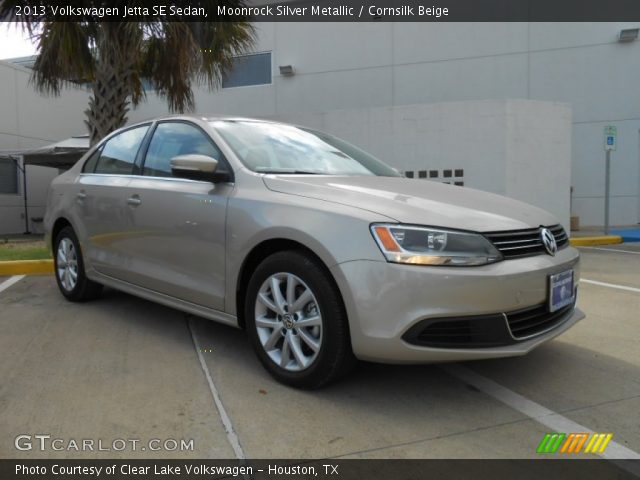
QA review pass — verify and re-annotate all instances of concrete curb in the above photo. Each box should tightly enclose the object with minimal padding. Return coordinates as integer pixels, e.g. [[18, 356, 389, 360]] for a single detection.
[[610, 228, 640, 243], [0, 260, 53, 276], [569, 236, 623, 247]]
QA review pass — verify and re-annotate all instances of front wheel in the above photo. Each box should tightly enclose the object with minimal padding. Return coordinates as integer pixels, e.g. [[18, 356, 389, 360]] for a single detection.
[[54, 226, 102, 302], [245, 251, 355, 389]]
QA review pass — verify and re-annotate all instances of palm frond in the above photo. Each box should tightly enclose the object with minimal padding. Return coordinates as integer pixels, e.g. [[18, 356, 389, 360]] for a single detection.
[[140, 20, 254, 113], [141, 22, 199, 112], [30, 22, 94, 95], [3, 0, 256, 139], [195, 21, 256, 90]]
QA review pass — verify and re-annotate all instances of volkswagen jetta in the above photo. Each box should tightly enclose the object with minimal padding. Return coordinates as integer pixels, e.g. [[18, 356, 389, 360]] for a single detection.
[[45, 116, 583, 388]]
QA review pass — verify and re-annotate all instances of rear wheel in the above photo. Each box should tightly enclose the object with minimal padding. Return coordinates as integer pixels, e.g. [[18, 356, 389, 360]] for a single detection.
[[54, 226, 102, 301], [245, 251, 355, 389]]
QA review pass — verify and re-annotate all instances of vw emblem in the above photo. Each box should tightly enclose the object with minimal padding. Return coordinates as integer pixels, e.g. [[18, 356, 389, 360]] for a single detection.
[[282, 313, 295, 329], [540, 228, 557, 256]]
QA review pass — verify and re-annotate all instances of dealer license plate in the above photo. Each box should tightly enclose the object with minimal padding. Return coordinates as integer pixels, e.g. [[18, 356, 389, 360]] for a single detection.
[[549, 269, 575, 312]]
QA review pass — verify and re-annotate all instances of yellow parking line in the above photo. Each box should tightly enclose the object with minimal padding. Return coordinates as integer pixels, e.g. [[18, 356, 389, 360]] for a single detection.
[[569, 236, 622, 247], [0, 260, 54, 276]]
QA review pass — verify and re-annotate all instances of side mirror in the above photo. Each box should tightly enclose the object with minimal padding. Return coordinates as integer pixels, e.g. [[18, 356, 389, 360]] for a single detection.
[[170, 154, 231, 182]]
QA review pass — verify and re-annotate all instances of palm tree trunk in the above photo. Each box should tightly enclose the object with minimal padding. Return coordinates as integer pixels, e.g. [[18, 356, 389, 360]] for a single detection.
[[84, 24, 138, 146]]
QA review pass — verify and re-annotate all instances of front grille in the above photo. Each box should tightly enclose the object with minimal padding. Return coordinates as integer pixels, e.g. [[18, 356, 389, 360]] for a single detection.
[[506, 302, 574, 339], [403, 302, 575, 348], [484, 224, 569, 259]]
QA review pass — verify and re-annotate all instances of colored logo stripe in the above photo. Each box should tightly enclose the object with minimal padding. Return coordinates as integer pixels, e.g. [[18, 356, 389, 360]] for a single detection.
[[584, 433, 614, 454], [537, 433, 566, 453], [560, 433, 589, 453], [537, 433, 614, 454]]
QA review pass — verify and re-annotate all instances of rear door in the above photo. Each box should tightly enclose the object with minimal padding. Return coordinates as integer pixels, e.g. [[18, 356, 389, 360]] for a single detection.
[[119, 121, 232, 310], [76, 124, 150, 279]]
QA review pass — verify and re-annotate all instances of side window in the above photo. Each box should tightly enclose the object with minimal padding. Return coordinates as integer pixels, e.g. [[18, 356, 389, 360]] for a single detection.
[[82, 148, 101, 173], [222, 52, 272, 88], [143, 122, 222, 178], [94, 125, 149, 175], [0, 157, 19, 194]]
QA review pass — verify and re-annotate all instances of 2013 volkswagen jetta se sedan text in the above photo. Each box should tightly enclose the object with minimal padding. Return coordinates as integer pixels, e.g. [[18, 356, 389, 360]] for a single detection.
[[45, 115, 584, 388]]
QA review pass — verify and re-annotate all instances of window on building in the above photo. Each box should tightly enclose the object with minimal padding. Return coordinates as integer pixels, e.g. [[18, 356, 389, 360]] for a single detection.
[[94, 125, 149, 175], [222, 52, 272, 88], [143, 122, 222, 178], [0, 158, 19, 194]]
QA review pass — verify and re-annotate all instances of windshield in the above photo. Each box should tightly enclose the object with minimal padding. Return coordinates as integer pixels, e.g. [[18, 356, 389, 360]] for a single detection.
[[210, 120, 401, 176]]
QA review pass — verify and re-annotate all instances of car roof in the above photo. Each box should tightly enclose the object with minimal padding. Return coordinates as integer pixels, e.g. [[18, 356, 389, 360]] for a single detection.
[[131, 114, 282, 125], [96, 114, 316, 148]]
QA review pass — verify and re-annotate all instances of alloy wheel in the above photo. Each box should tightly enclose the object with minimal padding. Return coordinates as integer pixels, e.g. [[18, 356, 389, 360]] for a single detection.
[[254, 272, 323, 371], [56, 237, 78, 292]]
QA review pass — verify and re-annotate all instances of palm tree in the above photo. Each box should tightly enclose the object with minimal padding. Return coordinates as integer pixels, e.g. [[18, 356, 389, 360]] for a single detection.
[[0, 3, 255, 145]]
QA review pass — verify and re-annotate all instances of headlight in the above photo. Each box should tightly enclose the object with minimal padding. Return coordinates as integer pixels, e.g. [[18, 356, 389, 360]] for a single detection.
[[370, 224, 502, 266]]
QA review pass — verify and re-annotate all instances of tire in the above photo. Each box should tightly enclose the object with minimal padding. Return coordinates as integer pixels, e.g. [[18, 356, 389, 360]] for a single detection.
[[245, 250, 356, 389], [53, 226, 102, 302]]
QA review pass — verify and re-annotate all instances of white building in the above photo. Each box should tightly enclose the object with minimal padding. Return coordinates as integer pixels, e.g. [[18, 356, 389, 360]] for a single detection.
[[1, 22, 639, 234], [0, 60, 90, 234]]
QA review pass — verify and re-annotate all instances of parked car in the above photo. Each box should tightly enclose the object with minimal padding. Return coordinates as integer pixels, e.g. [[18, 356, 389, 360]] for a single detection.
[[45, 116, 583, 388]]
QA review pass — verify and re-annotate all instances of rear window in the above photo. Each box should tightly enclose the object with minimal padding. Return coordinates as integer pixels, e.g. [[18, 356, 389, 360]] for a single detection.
[[94, 125, 149, 175], [82, 148, 101, 173]]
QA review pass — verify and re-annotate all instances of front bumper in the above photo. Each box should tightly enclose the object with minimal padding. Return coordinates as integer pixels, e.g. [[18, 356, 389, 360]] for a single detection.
[[330, 246, 583, 363]]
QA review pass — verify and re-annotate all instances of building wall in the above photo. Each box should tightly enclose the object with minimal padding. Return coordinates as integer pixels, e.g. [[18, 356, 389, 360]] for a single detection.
[[128, 22, 640, 227], [0, 164, 60, 234], [270, 99, 572, 230], [1, 23, 638, 234], [0, 60, 89, 235]]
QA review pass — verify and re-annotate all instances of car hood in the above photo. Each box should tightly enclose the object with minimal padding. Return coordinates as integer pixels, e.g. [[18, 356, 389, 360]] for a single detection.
[[263, 175, 558, 232]]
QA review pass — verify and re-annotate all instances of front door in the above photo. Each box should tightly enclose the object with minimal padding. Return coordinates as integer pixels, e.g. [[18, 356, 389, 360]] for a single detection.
[[120, 121, 231, 311]]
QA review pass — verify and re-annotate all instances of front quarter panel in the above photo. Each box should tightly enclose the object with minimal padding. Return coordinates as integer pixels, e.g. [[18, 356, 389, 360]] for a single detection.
[[224, 173, 394, 316]]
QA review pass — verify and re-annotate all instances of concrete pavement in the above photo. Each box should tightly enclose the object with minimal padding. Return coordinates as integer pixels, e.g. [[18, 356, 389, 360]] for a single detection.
[[0, 279, 234, 459], [0, 244, 639, 459]]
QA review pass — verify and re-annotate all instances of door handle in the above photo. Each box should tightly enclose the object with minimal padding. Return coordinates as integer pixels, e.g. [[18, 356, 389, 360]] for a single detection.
[[76, 191, 87, 200], [127, 195, 142, 206]]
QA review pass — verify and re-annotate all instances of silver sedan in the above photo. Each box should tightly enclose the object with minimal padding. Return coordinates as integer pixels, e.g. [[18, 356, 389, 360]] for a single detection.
[[45, 116, 583, 388]]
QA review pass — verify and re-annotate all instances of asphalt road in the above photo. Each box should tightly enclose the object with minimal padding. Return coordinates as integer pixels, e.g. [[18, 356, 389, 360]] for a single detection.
[[0, 244, 638, 460]]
